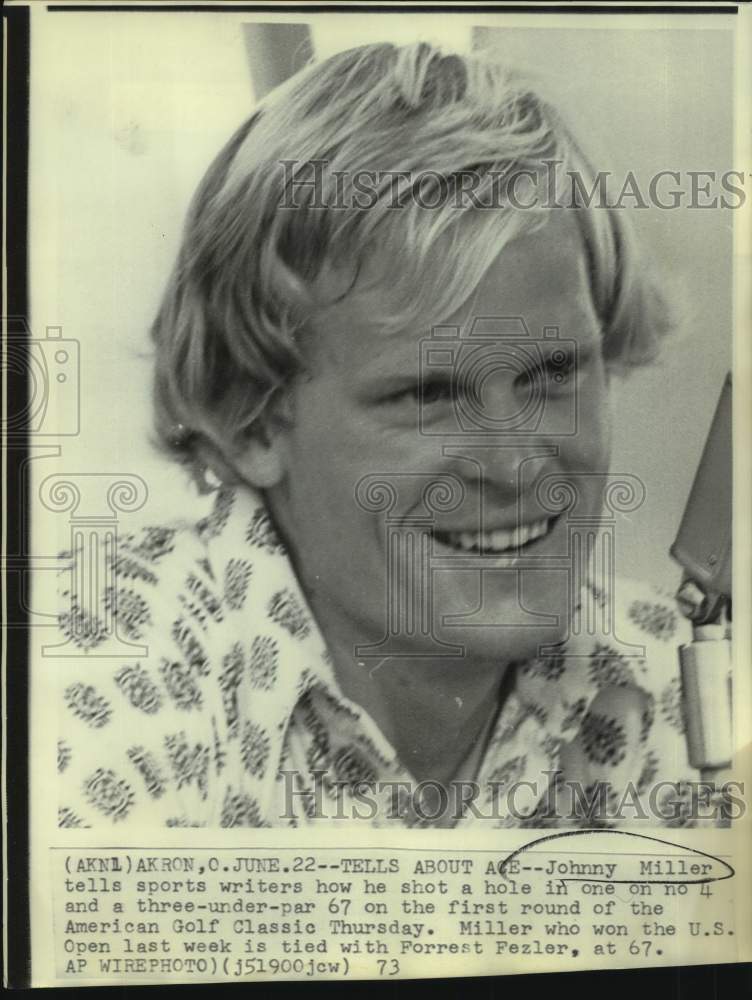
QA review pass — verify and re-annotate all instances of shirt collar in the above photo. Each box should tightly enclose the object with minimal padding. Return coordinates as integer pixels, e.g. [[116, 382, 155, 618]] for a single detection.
[[196, 484, 367, 740]]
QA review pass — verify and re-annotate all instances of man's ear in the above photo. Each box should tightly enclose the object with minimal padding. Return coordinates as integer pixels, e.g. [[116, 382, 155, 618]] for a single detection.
[[233, 430, 287, 489], [233, 390, 296, 489]]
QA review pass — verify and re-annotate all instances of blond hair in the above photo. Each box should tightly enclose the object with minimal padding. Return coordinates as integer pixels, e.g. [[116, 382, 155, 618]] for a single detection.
[[151, 41, 671, 482]]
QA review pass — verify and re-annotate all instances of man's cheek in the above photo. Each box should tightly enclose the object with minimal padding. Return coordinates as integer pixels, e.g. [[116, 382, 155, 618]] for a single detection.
[[572, 404, 612, 469]]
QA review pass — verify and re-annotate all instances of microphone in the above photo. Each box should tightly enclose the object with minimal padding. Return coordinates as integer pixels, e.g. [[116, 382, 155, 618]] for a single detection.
[[670, 374, 732, 778]]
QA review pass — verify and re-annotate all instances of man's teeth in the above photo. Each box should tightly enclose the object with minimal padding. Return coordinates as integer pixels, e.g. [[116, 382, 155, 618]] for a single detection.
[[439, 518, 553, 552]]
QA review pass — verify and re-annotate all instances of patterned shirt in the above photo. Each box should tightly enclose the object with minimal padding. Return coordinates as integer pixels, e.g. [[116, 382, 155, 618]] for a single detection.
[[56, 484, 700, 829]]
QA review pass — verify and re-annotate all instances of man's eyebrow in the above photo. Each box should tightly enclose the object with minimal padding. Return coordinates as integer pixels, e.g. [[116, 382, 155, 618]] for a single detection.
[[356, 368, 458, 398], [359, 330, 599, 376]]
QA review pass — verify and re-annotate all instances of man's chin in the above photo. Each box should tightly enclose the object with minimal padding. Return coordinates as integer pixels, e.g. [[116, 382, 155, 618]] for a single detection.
[[370, 609, 571, 666], [433, 618, 570, 666], [351, 573, 572, 664], [430, 573, 572, 659]]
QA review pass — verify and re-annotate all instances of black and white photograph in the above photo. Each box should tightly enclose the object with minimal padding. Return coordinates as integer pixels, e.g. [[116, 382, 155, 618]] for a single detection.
[[4, 0, 751, 988]]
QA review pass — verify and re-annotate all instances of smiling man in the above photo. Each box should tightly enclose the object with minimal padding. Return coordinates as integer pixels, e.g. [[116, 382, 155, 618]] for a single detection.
[[246, 210, 612, 793], [56, 42, 700, 829]]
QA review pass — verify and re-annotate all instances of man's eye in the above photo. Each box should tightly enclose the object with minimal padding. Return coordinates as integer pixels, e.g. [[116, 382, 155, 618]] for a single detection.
[[421, 380, 453, 405], [384, 380, 453, 405]]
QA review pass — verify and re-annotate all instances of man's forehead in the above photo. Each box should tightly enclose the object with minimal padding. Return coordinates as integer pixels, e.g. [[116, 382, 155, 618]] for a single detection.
[[308, 210, 597, 361], [444, 214, 594, 330]]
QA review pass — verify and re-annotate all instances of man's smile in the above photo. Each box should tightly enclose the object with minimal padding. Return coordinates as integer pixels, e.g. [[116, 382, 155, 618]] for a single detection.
[[433, 514, 559, 554]]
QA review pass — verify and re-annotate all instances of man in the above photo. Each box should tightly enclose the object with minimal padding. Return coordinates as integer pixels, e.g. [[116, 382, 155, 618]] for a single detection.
[[56, 41, 700, 828]]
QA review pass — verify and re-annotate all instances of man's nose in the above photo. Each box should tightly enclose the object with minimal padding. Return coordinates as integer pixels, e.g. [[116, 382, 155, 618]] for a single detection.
[[461, 364, 534, 430], [487, 441, 558, 499], [445, 442, 559, 505]]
